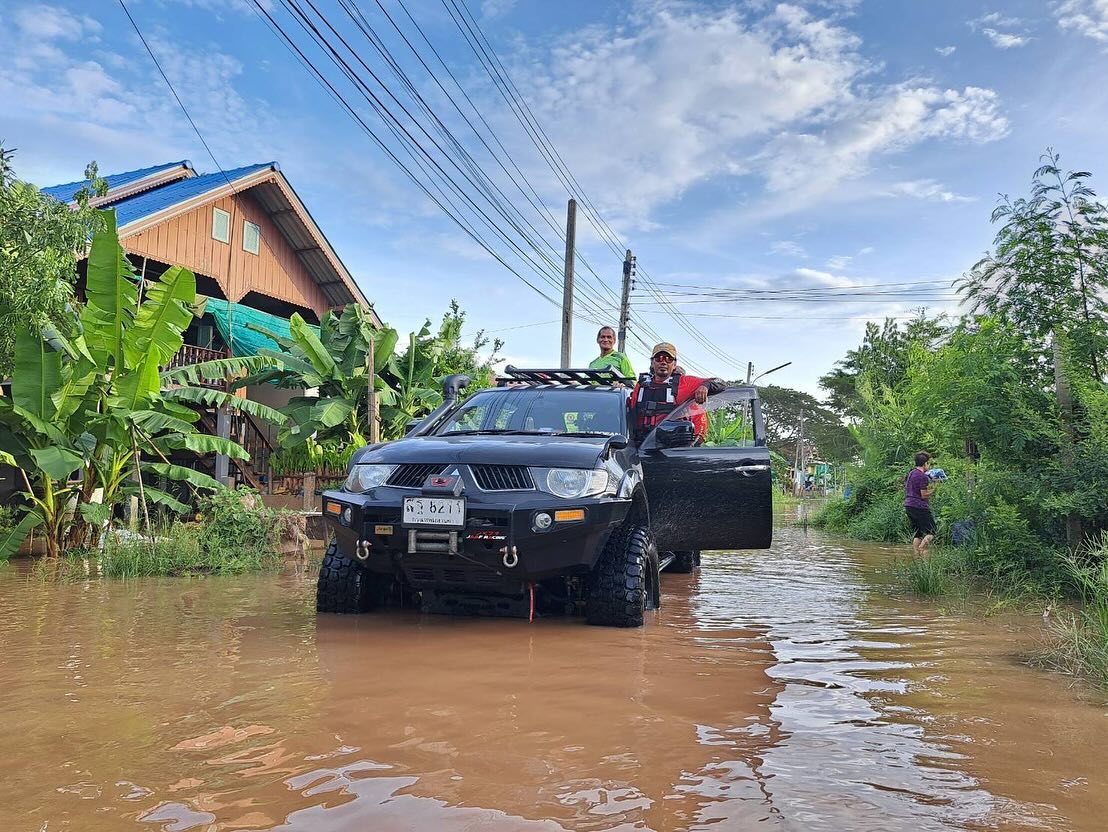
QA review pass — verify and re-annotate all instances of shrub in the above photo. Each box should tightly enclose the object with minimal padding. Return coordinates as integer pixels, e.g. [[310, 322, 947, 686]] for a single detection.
[[196, 487, 279, 563], [100, 487, 282, 578], [811, 497, 853, 532], [971, 499, 1060, 582], [846, 491, 910, 542]]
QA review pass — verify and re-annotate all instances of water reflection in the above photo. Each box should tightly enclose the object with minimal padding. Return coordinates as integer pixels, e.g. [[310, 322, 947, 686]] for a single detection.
[[0, 526, 1104, 830]]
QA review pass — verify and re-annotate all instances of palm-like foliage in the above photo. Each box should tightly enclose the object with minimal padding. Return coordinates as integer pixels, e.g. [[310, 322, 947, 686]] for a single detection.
[[0, 211, 283, 559], [242, 305, 400, 448]]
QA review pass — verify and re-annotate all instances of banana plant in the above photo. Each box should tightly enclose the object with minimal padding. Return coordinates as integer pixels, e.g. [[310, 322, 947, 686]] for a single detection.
[[1, 210, 285, 559], [240, 304, 400, 449]]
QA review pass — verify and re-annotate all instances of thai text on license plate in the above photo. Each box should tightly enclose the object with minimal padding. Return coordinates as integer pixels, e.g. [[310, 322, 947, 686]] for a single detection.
[[402, 496, 466, 528]]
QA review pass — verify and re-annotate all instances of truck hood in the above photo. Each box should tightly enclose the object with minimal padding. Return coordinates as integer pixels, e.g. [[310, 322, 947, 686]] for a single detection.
[[353, 434, 609, 469]]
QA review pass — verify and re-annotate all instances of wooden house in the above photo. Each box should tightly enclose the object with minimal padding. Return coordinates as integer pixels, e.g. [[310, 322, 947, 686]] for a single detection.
[[41, 160, 377, 491]]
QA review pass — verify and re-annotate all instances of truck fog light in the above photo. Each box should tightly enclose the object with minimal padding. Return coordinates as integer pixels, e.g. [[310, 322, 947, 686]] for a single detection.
[[533, 512, 553, 532], [341, 506, 353, 525]]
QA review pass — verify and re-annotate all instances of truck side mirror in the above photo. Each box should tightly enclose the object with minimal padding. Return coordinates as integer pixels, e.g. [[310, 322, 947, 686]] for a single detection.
[[404, 418, 421, 436], [656, 420, 696, 448]]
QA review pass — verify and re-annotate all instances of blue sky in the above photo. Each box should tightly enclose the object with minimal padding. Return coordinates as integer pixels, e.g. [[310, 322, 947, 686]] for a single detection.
[[4, 0, 1108, 392]]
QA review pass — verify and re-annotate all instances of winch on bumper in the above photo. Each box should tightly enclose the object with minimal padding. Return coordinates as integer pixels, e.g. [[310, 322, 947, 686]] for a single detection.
[[322, 486, 631, 596]]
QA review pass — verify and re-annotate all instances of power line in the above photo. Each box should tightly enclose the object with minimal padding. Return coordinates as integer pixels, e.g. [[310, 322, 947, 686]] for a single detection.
[[264, 0, 619, 327]]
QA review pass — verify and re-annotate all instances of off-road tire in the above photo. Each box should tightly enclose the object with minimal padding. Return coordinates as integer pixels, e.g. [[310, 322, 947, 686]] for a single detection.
[[665, 550, 698, 574], [586, 524, 658, 627], [316, 539, 391, 614]]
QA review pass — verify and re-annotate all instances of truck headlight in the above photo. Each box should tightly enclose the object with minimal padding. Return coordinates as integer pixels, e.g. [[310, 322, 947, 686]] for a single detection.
[[532, 468, 613, 499], [343, 464, 396, 493]]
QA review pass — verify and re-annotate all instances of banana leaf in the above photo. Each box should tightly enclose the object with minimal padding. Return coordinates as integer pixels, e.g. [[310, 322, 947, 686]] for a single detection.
[[0, 511, 43, 561], [159, 354, 279, 386], [29, 446, 84, 480], [82, 211, 137, 371], [125, 483, 191, 515], [154, 433, 250, 460], [12, 327, 62, 422], [124, 265, 196, 368], [142, 462, 223, 492], [290, 314, 338, 378], [162, 386, 287, 424], [128, 410, 200, 436]]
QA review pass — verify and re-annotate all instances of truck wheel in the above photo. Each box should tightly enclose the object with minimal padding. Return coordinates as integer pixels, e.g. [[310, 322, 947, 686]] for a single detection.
[[586, 524, 658, 627], [316, 539, 391, 614], [665, 550, 698, 574]]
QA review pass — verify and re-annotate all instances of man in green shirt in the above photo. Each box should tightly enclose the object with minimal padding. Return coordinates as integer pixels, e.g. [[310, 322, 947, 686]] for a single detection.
[[589, 326, 634, 379]]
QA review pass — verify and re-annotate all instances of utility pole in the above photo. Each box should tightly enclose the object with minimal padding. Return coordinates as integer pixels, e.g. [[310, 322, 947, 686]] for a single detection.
[[560, 198, 577, 369], [618, 249, 633, 354], [794, 409, 806, 496], [746, 362, 753, 384], [367, 335, 379, 444]]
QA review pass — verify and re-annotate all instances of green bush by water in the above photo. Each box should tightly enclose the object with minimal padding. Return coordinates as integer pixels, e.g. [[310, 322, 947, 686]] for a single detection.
[[100, 488, 281, 578], [1037, 537, 1108, 687]]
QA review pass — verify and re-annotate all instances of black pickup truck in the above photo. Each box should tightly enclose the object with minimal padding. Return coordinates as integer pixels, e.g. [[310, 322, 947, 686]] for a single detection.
[[318, 367, 772, 627]]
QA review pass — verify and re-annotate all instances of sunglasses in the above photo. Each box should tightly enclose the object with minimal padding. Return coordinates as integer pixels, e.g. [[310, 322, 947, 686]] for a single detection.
[[652, 353, 675, 362]]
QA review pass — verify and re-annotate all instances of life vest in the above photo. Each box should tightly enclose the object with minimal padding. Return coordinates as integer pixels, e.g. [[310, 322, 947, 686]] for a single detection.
[[632, 373, 683, 439]]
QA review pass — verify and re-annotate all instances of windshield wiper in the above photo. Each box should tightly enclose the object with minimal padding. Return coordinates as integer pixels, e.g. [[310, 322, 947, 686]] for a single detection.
[[550, 431, 616, 438], [440, 429, 550, 436]]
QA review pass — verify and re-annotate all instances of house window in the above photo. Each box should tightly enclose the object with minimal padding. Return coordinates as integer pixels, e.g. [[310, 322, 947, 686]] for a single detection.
[[243, 221, 260, 255], [212, 207, 230, 243]]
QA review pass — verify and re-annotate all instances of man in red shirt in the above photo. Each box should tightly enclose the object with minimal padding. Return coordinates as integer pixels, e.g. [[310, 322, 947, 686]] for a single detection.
[[629, 342, 725, 443]]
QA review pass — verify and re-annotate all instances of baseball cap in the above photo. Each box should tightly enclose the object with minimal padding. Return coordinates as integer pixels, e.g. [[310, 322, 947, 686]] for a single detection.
[[651, 342, 677, 359]]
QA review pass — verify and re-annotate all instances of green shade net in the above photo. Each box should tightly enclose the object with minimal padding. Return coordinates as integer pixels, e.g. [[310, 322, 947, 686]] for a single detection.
[[204, 298, 319, 358]]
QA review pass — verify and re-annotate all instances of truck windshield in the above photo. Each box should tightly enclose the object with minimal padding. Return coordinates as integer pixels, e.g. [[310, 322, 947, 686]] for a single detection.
[[437, 389, 624, 436]]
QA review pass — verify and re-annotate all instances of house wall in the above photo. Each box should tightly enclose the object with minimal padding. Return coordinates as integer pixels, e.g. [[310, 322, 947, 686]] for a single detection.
[[122, 192, 330, 318], [246, 384, 304, 447]]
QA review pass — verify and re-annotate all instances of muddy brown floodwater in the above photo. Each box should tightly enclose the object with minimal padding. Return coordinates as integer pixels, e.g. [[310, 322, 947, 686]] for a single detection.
[[2, 525, 1108, 831]]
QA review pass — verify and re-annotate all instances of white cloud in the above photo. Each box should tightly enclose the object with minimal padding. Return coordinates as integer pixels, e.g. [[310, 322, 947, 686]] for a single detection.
[[970, 12, 1023, 30], [770, 240, 808, 258], [935, 45, 957, 56], [982, 28, 1032, 48], [826, 254, 852, 270], [511, 2, 1007, 230], [887, 179, 976, 203], [1055, 0, 1108, 44], [793, 267, 853, 287], [482, 0, 518, 17], [13, 4, 101, 40]]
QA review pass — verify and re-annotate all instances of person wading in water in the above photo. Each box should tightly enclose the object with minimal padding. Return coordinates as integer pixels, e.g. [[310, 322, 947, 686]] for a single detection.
[[905, 451, 938, 557]]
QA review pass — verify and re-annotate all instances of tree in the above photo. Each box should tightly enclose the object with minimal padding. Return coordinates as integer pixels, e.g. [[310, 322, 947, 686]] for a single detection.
[[958, 149, 1108, 379], [0, 212, 281, 558], [0, 148, 107, 377], [243, 304, 400, 449], [247, 300, 501, 448], [819, 312, 950, 420], [756, 384, 859, 466]]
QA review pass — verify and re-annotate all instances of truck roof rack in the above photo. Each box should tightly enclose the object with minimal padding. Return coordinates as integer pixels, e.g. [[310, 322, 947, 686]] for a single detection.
[[494, 366, 633, 388]]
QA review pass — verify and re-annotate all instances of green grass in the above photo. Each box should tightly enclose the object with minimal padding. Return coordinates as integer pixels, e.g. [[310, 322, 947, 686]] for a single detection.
[[100, 522, 280, 578], [1034, 539, 1108, 687], [896, 547, 970, 596]]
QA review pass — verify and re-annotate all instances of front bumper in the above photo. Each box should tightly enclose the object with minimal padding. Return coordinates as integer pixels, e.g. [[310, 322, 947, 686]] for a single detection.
[[321, 488, 632, 595]]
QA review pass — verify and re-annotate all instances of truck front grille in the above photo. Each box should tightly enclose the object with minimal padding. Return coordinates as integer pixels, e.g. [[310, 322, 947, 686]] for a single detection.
[[471, 465, 534, 491], [387, 463, 446, 489]]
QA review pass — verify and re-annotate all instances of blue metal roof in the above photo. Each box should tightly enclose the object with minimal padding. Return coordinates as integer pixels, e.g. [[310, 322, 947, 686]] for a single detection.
[[41, 160, 192, 202], [109, 162, 277, 228]]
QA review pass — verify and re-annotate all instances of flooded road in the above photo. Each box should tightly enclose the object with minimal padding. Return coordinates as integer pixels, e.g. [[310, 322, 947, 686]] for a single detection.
[[2, 526, 1107, 831]]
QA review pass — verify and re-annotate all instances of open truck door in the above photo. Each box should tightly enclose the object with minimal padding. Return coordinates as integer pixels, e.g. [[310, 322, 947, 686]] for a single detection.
[[639, 386, 773, 551]]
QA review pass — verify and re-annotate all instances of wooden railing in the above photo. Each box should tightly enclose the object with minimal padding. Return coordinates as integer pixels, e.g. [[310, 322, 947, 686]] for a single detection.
[[165, 344, 231, 387]]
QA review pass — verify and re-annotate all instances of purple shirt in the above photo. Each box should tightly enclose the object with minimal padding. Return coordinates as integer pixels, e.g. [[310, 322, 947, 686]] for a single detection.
[[904, 469, 930, 509]]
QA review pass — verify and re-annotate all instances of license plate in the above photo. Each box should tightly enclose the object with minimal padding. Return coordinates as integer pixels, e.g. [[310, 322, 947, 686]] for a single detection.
[[402, 496, 466, 528]]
